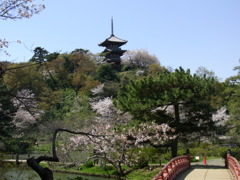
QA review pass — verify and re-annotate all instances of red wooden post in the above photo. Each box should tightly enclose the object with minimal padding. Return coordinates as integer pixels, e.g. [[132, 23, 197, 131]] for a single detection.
[[203, 156, 207, 165]]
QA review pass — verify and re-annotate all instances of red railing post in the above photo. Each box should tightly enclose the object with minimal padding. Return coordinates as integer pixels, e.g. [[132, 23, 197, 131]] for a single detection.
[[226, 153, 240, 180], [152, 155, 191, 180]]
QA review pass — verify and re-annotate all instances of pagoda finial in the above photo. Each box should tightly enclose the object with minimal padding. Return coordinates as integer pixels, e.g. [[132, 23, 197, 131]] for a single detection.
[[111, 17, 114, 36]]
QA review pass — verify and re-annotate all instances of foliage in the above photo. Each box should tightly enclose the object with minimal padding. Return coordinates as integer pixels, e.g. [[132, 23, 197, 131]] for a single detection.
[[41, 89, 75, 120], [0, 82, 16, 151], [95, 64, 119, 82], [147, 63, 166, 77], [1, 45, 239, 179], [64, 122, 175, 176], [117, 67, 220, 129], [47, 52, 97, 93], [122, 49, 160, 70], [29, 47, 49, 63], [223, 63, 240, 145], [195, 66, 218, 79], [78, 165, 118, 176], [4, 137, 32, 153], [3, 62, 46, 95], [82, 160, 94, 168], [115, 67, 221, 157]]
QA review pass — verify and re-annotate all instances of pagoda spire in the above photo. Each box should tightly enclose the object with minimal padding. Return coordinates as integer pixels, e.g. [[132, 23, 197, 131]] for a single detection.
[[111, 17, 114, 36], [99, 18, 128, 71]]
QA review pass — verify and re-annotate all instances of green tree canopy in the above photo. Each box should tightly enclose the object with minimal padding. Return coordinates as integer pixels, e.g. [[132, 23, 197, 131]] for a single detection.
[[29, 47, 49, 63], [224, 64, 240, 140], [115, 67, 220, 157], [95, 64, 119, 83]]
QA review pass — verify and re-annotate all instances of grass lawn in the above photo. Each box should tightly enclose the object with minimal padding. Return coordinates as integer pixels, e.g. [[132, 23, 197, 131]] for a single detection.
[[50, 163, 162, 180], [126, 167, 162, 180]]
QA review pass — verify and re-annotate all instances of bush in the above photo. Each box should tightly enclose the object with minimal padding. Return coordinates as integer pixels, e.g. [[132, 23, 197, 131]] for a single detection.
[[82, 160, 94, 168], [135, 157, 149, 168], [222, 148, 240, 160], [4, 138, 32, 154], [95, 64, 119, 83]]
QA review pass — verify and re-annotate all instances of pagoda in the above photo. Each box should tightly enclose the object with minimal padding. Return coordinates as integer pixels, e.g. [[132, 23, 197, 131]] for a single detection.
[[98, 18, 128, 70]]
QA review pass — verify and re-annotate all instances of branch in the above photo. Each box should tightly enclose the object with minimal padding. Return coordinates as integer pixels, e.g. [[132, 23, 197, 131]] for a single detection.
[[0, 62, 40, 79], [27, 128, 102, 180]]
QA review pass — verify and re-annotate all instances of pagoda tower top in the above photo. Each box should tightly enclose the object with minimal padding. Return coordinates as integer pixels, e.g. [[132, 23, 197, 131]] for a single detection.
[[111, 17, 114, 36], [98, 18, 128, 70], [99, 18, 127, 47]]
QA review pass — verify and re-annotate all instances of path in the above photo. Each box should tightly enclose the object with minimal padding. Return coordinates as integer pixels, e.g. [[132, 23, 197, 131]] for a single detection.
[[175, 159, 235, 180]]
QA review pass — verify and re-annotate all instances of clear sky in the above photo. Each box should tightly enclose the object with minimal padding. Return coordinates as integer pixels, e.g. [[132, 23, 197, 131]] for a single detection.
[[1, 0, 240, 81]]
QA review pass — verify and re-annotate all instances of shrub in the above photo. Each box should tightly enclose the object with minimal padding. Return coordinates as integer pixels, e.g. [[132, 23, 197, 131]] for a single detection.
[[82, 160, 94, 168]]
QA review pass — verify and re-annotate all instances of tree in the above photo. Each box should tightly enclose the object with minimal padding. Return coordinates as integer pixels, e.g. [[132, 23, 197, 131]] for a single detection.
[[0, 0, 45, 20], [95, 64, 119, 83], [27, 128, 95, 180], [66, 122, 175, 176], [0, 82, 15, 144], [29, 47, 49, 63], [224, 63, 240, 144], [47, 51, 97, 93], [121, 49, 159, 70], [115, 67, 220, 157], [0, 0, 45, 54], [196, 66, 218, 79], [3, 62, 45, 95]]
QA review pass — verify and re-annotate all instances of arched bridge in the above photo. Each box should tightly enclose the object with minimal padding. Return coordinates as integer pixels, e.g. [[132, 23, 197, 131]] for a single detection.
[[152, 154, 239, 180]]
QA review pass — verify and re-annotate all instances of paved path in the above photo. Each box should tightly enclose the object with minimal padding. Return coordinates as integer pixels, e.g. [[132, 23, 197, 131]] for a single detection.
[[175, 159, 235, 180]]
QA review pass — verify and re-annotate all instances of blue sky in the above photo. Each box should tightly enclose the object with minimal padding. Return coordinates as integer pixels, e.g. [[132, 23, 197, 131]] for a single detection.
[[1, 0, 240, 81]]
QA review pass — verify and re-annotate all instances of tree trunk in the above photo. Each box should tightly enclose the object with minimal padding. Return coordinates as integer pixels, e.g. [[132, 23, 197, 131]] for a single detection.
[[27, 128, 97, 180], [171, 137, 178, 158], [27, 157, 54, 180], [172, 104, 180, 158]]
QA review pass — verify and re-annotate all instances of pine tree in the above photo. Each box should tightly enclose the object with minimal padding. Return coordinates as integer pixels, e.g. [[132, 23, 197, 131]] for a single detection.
[[115, 67, 220, 157]]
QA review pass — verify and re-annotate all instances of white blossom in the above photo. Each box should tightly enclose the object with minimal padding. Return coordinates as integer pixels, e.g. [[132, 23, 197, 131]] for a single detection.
[[91, 84, 104, 95], [13, 109, 37, 128], [12, 89, 42, 129], [0, 0, 45, 20], [63, 121, 176, 174], [91, 97, 116, 117], [212, 107, 230, 126]]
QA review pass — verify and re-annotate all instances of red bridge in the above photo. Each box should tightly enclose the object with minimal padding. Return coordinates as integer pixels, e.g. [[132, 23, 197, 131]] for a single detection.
[[152, 154, 239, 180]]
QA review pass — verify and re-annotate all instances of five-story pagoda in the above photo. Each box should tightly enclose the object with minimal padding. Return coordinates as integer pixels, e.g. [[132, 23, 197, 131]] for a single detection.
[[98, 18, 128, 70]]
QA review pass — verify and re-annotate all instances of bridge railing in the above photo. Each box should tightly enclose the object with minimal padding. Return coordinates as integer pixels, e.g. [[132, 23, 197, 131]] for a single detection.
[[226, 154, 240, 180], [152, 155, 190, 180]]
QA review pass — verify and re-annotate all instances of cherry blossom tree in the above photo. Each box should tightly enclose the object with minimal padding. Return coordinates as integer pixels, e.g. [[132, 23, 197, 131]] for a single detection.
[[122, 49, 159, 70], [90, 86, 132, 124], [27, 128, 96, 180], [63, 122, 176, 176], [0, 0, 45, 54], [0, 0, 45, 20], [12, 89, 42, 129], [212, 107, 229, 126], [57, 89, 176, 176]]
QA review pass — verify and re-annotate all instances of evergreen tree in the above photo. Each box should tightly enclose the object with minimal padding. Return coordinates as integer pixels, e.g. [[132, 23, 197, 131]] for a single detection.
[[115, 67, 220, 157], [0, 82, 16, 150], [224, 64, 240, 144], [29, 47, 49, 63]]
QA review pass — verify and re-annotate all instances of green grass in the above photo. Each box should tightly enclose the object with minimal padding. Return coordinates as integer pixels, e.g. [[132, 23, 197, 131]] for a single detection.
[[126, 167, 162, 180], [54, 165, 118, 176], [80, 166, 117, 175], [53, 165, 162, 179]]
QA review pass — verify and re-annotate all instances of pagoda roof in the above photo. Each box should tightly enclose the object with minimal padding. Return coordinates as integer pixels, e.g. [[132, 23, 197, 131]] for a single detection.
[[103, 48, 127, 54], [99, 34, 128, 47]]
